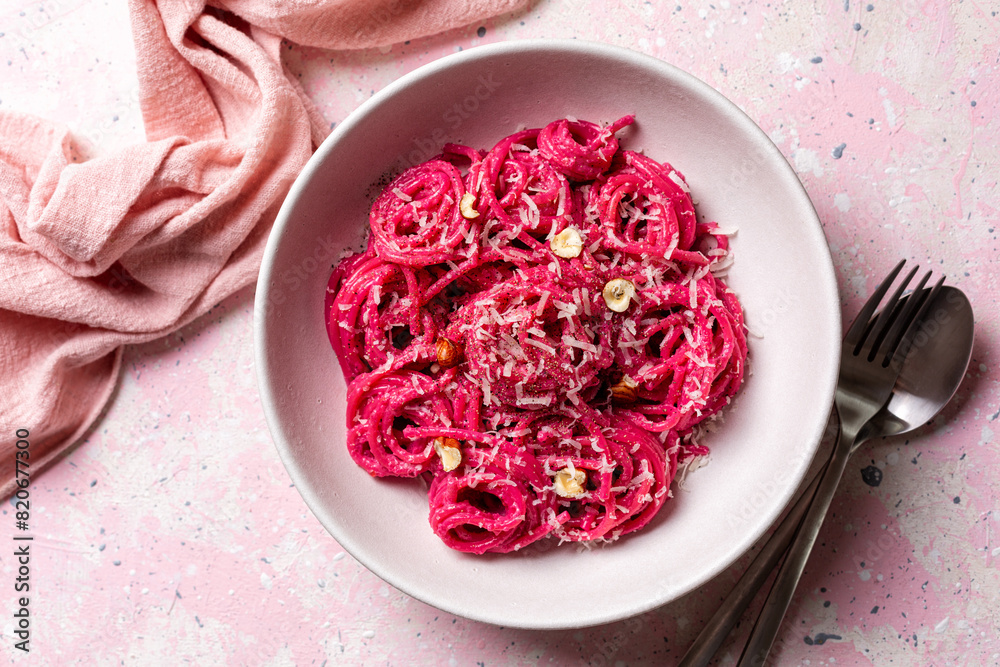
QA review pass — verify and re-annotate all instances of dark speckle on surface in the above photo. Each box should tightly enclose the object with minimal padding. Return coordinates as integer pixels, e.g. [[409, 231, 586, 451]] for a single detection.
[[953, 496, 961, 504], [832, 142, 847, 159], [804, 633, 843, 645], [477, 26, 486, 38], [861, 465, 882, 486], [810, 56, 823, 63]]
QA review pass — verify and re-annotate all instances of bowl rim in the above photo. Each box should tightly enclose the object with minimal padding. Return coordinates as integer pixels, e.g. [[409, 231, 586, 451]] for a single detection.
[[254, 37, 841, 629]]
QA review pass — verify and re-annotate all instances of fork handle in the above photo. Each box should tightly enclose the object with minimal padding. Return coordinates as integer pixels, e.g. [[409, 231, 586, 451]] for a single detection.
[[677, 468, 824, 667], [735, 425, 858, 666]]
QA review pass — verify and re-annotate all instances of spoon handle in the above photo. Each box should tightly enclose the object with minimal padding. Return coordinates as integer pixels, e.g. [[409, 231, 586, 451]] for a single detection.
[[677, 468, 824, 667], [735, 426, 857, 666]]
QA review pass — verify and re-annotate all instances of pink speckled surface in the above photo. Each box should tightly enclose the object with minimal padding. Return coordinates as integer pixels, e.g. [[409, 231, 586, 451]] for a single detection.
[[2, 1, 998, 665]]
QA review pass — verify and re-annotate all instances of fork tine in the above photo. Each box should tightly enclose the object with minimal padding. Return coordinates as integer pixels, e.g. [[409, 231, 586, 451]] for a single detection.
[[855, 263, 919, 359], [882, 274, 946, 368], [859, 264, 920, 360], [844, 259, 906, 349], [874, 270, 932, 364]]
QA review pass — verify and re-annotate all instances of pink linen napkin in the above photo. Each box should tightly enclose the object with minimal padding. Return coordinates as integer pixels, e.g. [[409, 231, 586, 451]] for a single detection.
[[0, 0, 526, 498]]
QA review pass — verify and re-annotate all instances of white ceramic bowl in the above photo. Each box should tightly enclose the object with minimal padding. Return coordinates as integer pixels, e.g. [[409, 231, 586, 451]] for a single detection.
[[254, 39, 840, 629]]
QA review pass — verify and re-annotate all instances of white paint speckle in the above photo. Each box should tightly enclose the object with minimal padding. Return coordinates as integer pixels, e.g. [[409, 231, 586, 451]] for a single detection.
[[362, 630, 376, 639], [935, 617, 950, 633], [793, 148, 824, 177], [776, 52, 800, 73], [261, 572, 272, 589], [887, 452, 899, 465], [834, 193, 852, 212], [333, 552, 345, 561], [859, 569, 872, 581], [882, 96, 899, 126]]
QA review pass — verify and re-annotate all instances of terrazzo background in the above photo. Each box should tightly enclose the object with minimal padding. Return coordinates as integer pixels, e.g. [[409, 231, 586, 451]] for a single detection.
[[2, 0, 999, 664]]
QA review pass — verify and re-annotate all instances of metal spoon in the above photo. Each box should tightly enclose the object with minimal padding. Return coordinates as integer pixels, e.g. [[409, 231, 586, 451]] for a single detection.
[[680, 285, 975, 667]]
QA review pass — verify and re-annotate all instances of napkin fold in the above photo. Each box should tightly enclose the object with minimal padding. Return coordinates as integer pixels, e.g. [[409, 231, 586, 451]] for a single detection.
[[0, 0, 526, 498]]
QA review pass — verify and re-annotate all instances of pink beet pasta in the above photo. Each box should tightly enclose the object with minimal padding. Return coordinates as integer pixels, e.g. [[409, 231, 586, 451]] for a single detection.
[[325, 116, 747, 554]]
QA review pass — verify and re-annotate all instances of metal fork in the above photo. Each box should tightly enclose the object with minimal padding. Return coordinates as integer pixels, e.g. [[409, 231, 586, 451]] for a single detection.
[[731, 260, 944, 666]]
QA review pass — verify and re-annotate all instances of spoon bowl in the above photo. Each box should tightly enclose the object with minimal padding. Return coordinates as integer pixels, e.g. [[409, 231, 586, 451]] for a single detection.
[[874, 286, 975, 438]]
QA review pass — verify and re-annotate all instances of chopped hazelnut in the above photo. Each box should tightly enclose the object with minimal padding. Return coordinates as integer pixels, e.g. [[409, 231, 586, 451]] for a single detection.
[[460, 193, 480, 219], [550, 227, 583, 258], [434, 437, 462, 472], [610, 375, 638, 404], [435, 337, 463, 368], [603, 278, 636, 312], [554, 468, 587, 498]]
